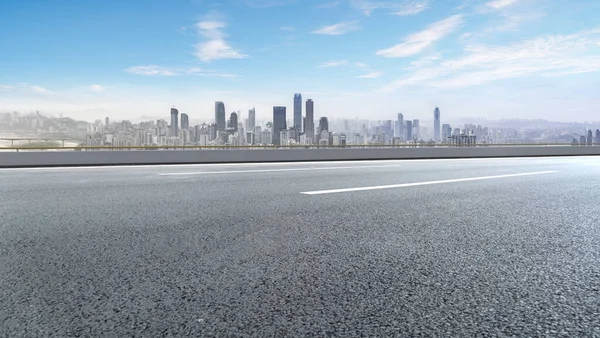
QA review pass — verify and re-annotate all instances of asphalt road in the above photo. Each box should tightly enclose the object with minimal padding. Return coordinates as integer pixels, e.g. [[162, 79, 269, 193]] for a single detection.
[[1, 157, 600, 337]]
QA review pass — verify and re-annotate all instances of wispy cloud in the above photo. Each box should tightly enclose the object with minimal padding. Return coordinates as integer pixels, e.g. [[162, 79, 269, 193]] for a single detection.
[[381, 27, 600, 91], [377, 14, 463, 58], [195, 19, 247, 62], [318, 60, 348, 67], [244, 0, 296, 7], [485, 0, 520, 10], [280, 26, 294, 31], [29, 85, 53, 94], [0, 83, 53, 94], [316, 0, 343, 8], [125, 65, 178, 76], [393, 1, 430, 16], [349, 0, 430, 16], [358, 71, 382, 78], [408, 53, 441, 68], [312, 21, 360, 35], [90, 84, 106, 92], [489, 12, 546, 32], [125, 65, 236, 77]]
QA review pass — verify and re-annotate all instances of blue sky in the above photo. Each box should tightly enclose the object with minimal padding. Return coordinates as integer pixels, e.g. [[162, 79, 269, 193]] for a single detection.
[[1, 0, 599, 122]]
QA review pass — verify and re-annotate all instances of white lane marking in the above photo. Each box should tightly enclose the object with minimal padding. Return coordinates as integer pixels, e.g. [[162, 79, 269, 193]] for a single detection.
[[300, 171, 558, 195], [0, 155, 592, 172], [159, 164, 404, 176]]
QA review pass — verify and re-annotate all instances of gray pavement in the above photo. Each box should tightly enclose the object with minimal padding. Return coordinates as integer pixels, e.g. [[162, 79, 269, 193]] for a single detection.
[[1, 156, 600, 336]]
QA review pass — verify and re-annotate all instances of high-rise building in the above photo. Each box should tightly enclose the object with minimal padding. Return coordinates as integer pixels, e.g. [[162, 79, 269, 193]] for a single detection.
[[272, 106, 287, 146], [587, 130, 593, 145], [442, 123, 451, 139], [413, 119, 420, 139], [596, 129, 600, 144], [180, 113, 189, 130], [215, 101, 226, 131], [170, 108, 179, 138], [434, 107, 441, 140], [396, 113, 404, 139], [405, 120, 413, 141], [293, 94, 302, 136], [229, 112, 238, 132], [105, 117, 109, 128], [305, 99, 315, 143], [318, 117, 329, 135], [247, 108, 256, 131]]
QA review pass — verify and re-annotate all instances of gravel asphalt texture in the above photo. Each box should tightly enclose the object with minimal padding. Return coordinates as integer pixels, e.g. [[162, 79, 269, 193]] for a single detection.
[[1, 157, 600, 337]]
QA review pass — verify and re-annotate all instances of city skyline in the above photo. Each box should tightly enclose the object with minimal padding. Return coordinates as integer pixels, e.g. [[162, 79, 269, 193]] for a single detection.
[[1, 0, 599, 121]]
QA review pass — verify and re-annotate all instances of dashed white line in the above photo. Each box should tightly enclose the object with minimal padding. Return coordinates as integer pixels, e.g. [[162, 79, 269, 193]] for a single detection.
[[300, 171, 558, 195], [159, 164, 404, 176]]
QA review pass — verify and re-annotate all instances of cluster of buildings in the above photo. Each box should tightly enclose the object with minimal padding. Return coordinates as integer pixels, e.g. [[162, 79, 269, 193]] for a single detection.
[[3, 100, 600, 148], [83, 95, 452, 147]]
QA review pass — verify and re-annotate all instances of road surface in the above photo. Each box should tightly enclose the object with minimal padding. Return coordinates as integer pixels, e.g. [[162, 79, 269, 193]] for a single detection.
[[1, 157, 600, 336]]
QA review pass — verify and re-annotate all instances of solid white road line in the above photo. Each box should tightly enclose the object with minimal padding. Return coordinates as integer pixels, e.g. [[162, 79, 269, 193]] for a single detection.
[[300, 171, 558, 195], [0, 155, 589, 172], [159, 164, 405, 176]]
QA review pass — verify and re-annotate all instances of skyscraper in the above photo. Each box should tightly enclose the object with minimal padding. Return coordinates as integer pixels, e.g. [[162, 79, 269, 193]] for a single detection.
[[305, 99, 315, 143], [272, 106, 287, 146], [180, 113, 189, 130], [170, 108, 179, 137], [215, 101, 226, 131], [247, 108, 256, 130], [405, 120, 413, 141], [587, 130, 593, 145], [596, 129, 600, 144], [229, 112, 238, 132], [396, 113, 404, 139], [413, 119, 420, 139], [318, 117, 329, 134], [434, 107, 441, 140], [293, 94, 302, 134]]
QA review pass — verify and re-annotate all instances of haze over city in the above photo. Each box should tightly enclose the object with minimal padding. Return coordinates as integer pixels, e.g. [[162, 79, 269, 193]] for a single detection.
[[1, 0, 599, 121]]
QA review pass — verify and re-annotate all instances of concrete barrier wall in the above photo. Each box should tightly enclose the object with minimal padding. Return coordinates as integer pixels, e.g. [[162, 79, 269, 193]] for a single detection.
[[1, 147, 600, 167]]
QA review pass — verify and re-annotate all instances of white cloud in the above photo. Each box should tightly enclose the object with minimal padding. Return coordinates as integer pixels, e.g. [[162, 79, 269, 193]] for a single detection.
[[318, 60, 348, 67], [393, 1, 430, 16], [382, 27, 600, 91], [358, 71, 382, 78], [90, 84, 106, 92], [125, 65, 237, 77], [244, 0, 296, 7], [349, 0, 429, 16], [280, 26, 294, 31], [312, 21, 360, 35], [486, 0, 520, 10], [355, 62, 368, 68], [195, 20, 247, 62], [29, 85, 52, 94], [408, 53, 441, 68], [0, 83, 53, 94], [125, 65, 178, 76], [377, 15, 462, 58]]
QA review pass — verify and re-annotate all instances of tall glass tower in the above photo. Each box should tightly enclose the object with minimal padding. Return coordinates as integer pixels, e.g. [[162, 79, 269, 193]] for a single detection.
[[170, 108, 179, 137], [293, 94, 302, 135], [272, 106, 287, 146], [180, 113, 189, 130], [433, 107, 441, 140], [215, 101, 226, 132], [305, 99, 315, 143]]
